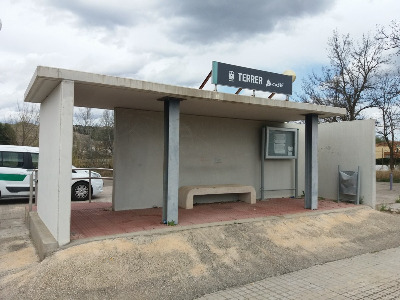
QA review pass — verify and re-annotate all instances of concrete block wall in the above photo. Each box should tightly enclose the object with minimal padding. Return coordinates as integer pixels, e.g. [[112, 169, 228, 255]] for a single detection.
[[113, 108, 375, 210], [113, 108, 303, 210], [113, 108, 164, 210], [38, 80, 74, 245], [318, 119, 376, 207]]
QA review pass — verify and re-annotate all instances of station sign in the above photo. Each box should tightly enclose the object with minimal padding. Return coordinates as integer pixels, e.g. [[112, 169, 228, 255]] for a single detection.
[[211, 61, 292, 95]]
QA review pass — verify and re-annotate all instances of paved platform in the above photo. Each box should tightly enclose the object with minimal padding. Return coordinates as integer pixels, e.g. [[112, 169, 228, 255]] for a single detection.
[[198, 246, 400, 300], [65, 181, 400, 241], [69, 198, 355, 240]]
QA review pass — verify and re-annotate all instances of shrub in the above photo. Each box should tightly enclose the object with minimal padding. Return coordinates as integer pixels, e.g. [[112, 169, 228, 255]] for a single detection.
[[376, 170, 400, 183]]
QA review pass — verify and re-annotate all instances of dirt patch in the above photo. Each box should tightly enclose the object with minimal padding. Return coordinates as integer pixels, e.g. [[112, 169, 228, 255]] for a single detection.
[[8, 241, 27, 252], [264, 209, 373, 253], [0, 246, 38, 274], [0, 204, 39, 278]]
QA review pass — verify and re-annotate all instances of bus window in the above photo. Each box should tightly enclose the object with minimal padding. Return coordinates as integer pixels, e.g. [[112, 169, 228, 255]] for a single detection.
[[1, 152, 24, 168]]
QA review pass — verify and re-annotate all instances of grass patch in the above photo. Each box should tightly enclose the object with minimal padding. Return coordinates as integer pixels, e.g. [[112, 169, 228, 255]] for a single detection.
[[376, 170, 400, 183], [167, 220, 176, 226]]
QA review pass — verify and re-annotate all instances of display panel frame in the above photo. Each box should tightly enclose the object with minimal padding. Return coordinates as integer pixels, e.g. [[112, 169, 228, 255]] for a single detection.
[[265, 127, 298, 159]]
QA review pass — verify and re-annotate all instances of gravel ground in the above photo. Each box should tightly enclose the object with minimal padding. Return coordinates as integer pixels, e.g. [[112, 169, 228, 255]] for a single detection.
[[376, 181, 400, 205], [1, 206, 400, 300]]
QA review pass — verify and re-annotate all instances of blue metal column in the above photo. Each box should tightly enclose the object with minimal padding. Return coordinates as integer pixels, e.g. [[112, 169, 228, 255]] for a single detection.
[[305, 114, 318, 210], [261, 126, 266, 200], [160, 97, 182, 224]]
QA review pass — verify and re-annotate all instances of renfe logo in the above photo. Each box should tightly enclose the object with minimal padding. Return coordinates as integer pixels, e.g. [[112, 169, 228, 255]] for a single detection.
[[212, 61, 292, 95], [229, 71, 234, 81]]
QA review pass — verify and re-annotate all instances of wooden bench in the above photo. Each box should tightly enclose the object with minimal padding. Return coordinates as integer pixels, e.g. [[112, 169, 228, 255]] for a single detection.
[[178, 184, 256, 209]]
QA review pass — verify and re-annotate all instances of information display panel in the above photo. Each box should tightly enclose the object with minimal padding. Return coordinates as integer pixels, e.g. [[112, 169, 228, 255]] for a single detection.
[[265, 127, 297, 159]]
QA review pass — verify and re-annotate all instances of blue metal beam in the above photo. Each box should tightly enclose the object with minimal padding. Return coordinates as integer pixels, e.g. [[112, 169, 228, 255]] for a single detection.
[[160, 97, 182, 224], [305, 114, 318, 209]]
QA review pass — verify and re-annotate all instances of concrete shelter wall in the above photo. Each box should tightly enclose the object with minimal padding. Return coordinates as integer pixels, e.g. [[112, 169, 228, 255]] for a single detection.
[[113, 108, 303, 210], [37, 80, 74, 246], [113, 108, 164, 211], [318, 119, 376, 208]]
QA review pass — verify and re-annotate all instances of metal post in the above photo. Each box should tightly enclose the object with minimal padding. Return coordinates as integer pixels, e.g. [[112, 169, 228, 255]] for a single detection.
[[162, 102, 169, 223], [337, 165, 340, 203], [29, 172, 34, 212], [199, 70, 212, 89], [295, 129, 299, 198], [160, 97, 181, 224], [390, 172, 393, 191], [305, 114, 318, 210], [34, 169, 38, 206], [356, 166, 360, 205], [261, 126, 266, 200], [89, 169, 92, 203]]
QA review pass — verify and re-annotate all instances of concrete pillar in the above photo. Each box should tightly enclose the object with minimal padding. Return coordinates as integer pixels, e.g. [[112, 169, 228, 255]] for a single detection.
[[305, 114, 318, 210], [160, 97, 182, 224], [37, 80, 74, 246]]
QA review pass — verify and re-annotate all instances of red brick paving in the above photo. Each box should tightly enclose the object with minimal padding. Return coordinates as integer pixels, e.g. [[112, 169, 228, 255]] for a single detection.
[[70, 199, 356, 241]]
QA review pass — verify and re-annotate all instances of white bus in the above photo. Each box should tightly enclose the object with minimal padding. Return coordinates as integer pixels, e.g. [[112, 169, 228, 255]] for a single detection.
[[0, 145, 103, 200]]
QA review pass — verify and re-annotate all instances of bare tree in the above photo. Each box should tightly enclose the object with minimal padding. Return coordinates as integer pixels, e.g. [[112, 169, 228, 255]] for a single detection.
[[0, 123, 16, 145], [371, 71, 400, 171], [299, 30, 389, 121], [378, 20, 400, 55], [74, 107, 97, 165], [72, 108, 115, 167], [10, 101, 40, 146], [99, 109, 114, 155], [76, 107, 95, 130]]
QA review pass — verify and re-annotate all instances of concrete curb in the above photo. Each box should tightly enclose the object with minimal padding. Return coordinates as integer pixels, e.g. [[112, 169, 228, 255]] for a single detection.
[[28, 211, 58, 260]]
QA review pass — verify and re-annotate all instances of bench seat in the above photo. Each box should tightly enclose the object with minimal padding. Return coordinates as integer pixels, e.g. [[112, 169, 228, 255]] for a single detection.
[[178, 184, 256, 209]]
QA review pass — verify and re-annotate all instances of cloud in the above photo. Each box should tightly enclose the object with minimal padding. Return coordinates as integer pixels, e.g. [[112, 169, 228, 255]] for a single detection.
[[41, 0, 335, 44], [40, 0, 159, 28], [162, 0, 336, 43], [1, 0, 400, 123]]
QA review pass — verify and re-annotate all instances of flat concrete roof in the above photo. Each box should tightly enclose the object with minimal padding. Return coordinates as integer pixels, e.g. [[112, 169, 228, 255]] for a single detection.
[[25, 66, 346, 122]]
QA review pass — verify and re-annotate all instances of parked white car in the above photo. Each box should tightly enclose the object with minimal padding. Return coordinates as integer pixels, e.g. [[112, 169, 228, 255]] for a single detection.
[[71, 166, 103, 200], [0, 145, 103, 201]]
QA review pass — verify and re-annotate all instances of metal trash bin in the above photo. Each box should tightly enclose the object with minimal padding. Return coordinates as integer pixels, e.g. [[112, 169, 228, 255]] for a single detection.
[[338, 166, 360, 204]]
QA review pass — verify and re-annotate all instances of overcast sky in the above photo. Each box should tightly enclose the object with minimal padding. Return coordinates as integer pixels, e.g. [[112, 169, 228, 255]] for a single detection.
[[0, 0, 399, 122]]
